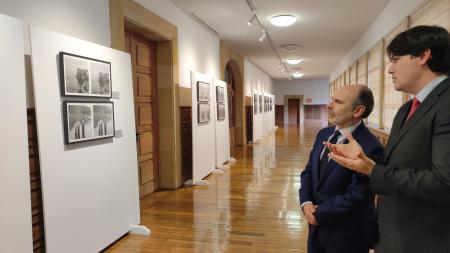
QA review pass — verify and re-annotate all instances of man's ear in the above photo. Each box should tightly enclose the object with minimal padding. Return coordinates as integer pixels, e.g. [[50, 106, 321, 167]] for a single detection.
[[418, 49, 432, 66], [353, 105, 366, 118]]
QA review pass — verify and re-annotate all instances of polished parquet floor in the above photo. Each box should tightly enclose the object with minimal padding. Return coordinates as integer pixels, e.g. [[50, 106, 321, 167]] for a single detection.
[[105, 124, 326, 253]]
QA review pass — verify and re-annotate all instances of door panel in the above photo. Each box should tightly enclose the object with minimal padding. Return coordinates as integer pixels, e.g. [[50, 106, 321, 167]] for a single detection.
[[136, 73, 152, 98], [138, 132, 153, 160], [137, 103, 152, 132], [125, 30, 159, 196], [140, 159, 154, 184], [288, 99, 300, 125]]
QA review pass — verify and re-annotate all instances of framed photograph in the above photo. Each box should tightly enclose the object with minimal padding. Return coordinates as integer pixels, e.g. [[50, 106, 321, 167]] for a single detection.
[[259, 95, 263, 113], [63, 101, 115, 144], [216, 86, 225, 103], [59, 52, 112, 98], [264, 96, 268, 112], [197, 81, 210, 102], [253, 94, 258, 114], [198, 103, 210, 123], [217, 103, 226, 121]]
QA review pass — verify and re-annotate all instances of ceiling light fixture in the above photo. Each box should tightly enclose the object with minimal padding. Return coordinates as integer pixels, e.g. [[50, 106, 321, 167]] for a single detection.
[[270, 15, 296, 27], [286, 59, 303, 65], [280, 44, 299, 52], [258, 30, 266, 42], [247, 13, 256, 26], [292, 72, 304, 78], [246, 0, 292, 79]]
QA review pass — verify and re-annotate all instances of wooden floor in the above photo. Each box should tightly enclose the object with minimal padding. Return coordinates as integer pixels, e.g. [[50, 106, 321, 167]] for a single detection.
[[105, 124, 325, 253]]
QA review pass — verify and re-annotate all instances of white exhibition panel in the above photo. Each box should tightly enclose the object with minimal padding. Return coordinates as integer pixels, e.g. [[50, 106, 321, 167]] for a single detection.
[[253, 91, 263, 142], [30, 27, 140, 253], [214, 79, 230, 166], [0, 14, 33, 253], [253, 91, 275, 142], [263, 93, 268, 136], [191, 71, 216, 183]]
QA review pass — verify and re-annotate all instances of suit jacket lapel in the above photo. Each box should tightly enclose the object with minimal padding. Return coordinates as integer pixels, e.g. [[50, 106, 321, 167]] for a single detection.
[[317, 123, 366, 189], [314, 130, 332, 185], [385, 77, 450, 160]]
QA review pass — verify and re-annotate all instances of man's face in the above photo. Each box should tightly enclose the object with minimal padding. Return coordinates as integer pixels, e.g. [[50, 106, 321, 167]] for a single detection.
[[388, 54, 421, 93], [328, 86, 360, 128]]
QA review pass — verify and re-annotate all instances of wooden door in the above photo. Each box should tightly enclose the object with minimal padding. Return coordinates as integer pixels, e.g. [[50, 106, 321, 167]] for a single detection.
[[125, 31, 159, 197], [288, 99, 300, 125]]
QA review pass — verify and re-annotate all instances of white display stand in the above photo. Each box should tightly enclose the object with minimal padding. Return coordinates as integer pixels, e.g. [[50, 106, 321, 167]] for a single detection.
[[214, 79, 231, 168], [30, 26, 144, 253], [190, 71, 216, 185], [0, 14, 33, 253]]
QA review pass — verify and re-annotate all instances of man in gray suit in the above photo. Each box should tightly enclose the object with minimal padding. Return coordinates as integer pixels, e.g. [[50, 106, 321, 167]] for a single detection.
[[325, 25, 450, 252]]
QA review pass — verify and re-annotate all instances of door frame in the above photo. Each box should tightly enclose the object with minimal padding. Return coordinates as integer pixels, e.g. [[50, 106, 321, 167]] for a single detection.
[[109, 0, 182, 189], [284, 95, 304, 125]]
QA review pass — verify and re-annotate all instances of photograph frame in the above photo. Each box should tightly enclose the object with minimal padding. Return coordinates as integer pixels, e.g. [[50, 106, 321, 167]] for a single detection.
[[63, 101, 115, 144], [197, 81, 210, 102], [253, 94, 258, 115], [197, 102, 211, 123], [216, 86, 225, 103], [217, 103, 226, 121], [259, 95, 263, 113], [59, 51, 112, 98]]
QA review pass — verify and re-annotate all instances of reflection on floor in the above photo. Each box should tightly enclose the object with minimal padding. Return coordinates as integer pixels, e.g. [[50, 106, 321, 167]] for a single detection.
[[105, 124, 327, 253]]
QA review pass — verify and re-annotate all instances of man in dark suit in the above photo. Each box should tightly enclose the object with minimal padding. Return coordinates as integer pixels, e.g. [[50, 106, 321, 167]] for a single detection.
[[327, 25, 450, 253], [300, 84, 384, 253]]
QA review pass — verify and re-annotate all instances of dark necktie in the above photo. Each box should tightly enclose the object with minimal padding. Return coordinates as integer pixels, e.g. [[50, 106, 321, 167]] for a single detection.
[[407, 97, 420, 120], [319, 130, 341, 179]]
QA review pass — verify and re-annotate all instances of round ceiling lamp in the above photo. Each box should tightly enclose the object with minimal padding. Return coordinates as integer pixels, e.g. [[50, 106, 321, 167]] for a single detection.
[[286, 59, 303, 65], [280, 44, 299, 52], [292, 72, 304, 78], [270, 15, 296, 27]]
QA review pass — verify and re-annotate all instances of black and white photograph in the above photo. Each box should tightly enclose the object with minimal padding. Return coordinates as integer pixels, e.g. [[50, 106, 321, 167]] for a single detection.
[[198, 103, 210, 123], [216, 86, 225, 103], [90, 61, 111, 96], [197, 81, 210, 102], [253, 94, 258, 114], [59, 52, 112, 98], [264, 96, 268, 112], [63, 102, 115, 144], [217, 103, 226, 121], [259, 95, 263, 113], [93, 104, 114, 137]]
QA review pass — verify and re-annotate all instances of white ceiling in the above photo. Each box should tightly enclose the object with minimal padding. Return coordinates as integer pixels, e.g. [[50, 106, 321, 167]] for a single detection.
[[170, 0, 390, 80]]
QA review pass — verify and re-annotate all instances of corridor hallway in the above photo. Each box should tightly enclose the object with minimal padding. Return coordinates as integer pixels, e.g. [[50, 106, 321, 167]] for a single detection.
[[106, 124, 326, 253]]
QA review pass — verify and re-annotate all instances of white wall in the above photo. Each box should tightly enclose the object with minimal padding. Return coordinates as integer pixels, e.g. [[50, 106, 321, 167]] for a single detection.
[[0, 0, 110, 54], [273, 78, 330, 105], [135, 0, 220, 88], [0, 0, 111, 108], [0, 14, 33, 253], [330, 0, 424, 80], [245, 59, 273, 96]]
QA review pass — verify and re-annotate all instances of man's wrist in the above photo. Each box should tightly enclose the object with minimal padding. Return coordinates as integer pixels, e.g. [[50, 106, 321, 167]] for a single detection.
[[366, 161, 376, 177]]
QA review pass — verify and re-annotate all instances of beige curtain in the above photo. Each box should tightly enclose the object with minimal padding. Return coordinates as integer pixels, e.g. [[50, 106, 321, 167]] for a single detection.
[[382, 20, 408, 130], [367, 41, 382, 127]]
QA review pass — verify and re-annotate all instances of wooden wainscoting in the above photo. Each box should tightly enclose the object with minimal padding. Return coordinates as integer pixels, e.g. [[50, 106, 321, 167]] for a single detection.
[[28, 109, 45, 252], [245, 105, 253, 143], [275, 105, 284, 124], [180, 106, 192, 184]]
